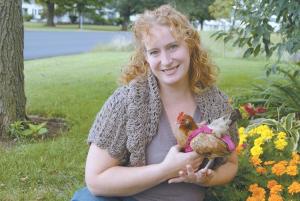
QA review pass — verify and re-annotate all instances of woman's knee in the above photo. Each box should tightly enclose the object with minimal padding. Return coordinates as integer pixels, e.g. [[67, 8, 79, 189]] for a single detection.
[[71, 187, 122, 201]]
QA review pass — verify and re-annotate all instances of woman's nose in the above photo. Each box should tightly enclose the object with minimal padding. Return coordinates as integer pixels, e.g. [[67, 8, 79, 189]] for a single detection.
[[160, 51, 172, 66]]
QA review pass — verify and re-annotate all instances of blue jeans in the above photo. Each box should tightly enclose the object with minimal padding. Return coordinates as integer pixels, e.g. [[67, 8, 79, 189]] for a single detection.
[[71, 187, 137, 201]]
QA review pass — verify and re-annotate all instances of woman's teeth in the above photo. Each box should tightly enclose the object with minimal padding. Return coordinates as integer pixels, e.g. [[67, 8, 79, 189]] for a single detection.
[[162, 66, 179, 72]]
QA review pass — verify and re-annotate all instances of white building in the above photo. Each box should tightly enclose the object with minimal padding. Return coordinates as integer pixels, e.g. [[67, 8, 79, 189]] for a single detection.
[[21, 1, 117, 24], [22, 0, 43, 20]]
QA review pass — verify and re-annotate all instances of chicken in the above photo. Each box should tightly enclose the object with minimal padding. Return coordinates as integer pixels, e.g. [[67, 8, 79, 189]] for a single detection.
[[175, 109, 241, 170]]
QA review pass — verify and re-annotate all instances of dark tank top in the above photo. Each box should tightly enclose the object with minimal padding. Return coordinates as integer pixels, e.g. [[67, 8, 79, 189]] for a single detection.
[[133, 107, 205, 201]]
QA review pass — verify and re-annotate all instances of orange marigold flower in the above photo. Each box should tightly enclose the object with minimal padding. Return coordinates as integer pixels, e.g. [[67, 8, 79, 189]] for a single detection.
[[288, 181, 300, 195], [286, 165, 298, 176], [270, 184, 283, 194], [246, 197, 257, 201], [236, 144, 244, 155], [249, 184, 259, 192], [268, 193, 283, 201], [248, 184, 266, 200], [251, 156, 262, 167], [292, 152, 300, 161], [256, 167, 267, 174], [271, 161, 287, 176], [267, 180, 278, 189], [264, 161, 275, 165], [278, 160, 288, 166], [290, 152, 300, 165]]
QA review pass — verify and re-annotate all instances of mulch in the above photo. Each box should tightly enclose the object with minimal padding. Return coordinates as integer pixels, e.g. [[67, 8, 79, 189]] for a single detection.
[[0, 115, 69, 149]]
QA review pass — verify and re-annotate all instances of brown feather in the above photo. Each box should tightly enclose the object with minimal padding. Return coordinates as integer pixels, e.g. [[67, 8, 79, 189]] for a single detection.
[[175, 114, 198, 149]]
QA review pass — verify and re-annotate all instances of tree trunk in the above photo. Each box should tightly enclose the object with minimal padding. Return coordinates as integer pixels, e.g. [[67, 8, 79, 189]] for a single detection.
[[121, 14, 130, 31], [200, 19, 204, 30], [0, 0, 26, 138], [77, 3, 84, 29], [46, 1, 55, 27]]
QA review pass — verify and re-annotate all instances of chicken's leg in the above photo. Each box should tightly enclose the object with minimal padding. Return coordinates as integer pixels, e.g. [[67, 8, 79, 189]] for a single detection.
[[203, 158, 214, 171]]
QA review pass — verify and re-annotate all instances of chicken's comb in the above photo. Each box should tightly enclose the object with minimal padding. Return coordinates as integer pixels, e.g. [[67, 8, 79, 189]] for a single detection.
[[177, 112, 185, 123]]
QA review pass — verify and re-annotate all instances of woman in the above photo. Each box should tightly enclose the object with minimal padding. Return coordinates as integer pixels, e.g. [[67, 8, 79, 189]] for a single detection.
[[72, 4, 238, 201]]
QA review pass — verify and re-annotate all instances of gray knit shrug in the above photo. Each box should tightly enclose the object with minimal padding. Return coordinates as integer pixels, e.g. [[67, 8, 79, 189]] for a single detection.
[[88, 73, 237, 167]]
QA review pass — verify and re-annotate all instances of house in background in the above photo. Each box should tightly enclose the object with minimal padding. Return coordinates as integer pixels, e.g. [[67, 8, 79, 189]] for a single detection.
[[22, 0, 43, 20], [21, 1, 116, 24]]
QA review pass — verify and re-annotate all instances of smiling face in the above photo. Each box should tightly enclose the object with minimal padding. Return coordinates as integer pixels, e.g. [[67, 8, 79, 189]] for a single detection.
[[143, 25, 191, 88]]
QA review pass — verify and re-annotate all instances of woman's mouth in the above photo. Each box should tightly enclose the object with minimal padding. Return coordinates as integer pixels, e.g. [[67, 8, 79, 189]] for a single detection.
[[161, 65, 179, 72]]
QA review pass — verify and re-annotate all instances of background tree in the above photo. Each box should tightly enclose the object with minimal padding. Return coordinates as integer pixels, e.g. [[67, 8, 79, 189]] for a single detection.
[[170, 0, 214, 30], [36, 0, 61, 26], [209, 0, 233, 19], [58, 0, 107, 29], [214, 0, 300, 60], [0, 0, 26, 137], [110, 0, 166, 31]]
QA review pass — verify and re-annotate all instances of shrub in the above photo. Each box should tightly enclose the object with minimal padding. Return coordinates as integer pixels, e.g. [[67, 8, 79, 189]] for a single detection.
[[234, 65, 300, 120], [69, 15, 78, 24], [8, 120, 48, 141], [23, 14, 33, 22]]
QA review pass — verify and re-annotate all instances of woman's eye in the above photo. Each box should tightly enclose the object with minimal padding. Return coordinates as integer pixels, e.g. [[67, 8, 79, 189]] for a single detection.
[[149, 51, 159, 56], [169, 44, 178, 50]]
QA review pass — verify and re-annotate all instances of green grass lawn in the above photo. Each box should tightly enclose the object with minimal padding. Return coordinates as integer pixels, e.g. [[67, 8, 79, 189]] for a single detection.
[[24, 22, 121, 32], [0, 40, 272, 200]]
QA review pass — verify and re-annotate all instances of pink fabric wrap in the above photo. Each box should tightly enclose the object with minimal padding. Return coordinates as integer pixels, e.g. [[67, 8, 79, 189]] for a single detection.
[[184, 124, 212, 152], [184, 124, 236, 153]]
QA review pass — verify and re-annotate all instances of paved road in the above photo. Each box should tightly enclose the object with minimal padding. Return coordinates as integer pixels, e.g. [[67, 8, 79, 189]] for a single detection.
[[24, 30, 133, 60]]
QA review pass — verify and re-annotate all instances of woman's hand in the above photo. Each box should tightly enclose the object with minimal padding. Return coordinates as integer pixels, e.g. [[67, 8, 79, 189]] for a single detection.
[[160, 145, 204, 179], [168, 165, 214, 186]]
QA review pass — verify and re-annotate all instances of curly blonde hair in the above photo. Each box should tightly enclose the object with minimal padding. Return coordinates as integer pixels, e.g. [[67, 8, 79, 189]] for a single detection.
[[119, 4, 217, 93]]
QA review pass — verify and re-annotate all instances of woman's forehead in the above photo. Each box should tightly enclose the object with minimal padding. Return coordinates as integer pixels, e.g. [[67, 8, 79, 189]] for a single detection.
[[141, 25, 181, 47]]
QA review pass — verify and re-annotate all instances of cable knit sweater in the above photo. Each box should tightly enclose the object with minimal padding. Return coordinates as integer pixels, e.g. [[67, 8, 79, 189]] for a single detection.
[[87, 72, 237, 167]]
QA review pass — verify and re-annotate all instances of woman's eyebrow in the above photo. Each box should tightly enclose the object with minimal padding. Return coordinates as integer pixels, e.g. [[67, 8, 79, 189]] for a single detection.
[[166, 41, 178, 47], [145, 41, 178, 52], [146, 47, 159, 52]]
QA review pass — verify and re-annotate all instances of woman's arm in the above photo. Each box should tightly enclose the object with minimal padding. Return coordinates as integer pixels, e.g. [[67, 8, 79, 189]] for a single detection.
[[168, 151, 238, 187], [85, 144, 203, 196]]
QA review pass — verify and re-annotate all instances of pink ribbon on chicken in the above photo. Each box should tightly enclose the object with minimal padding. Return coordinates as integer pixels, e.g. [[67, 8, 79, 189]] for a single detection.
[[184, 124, 235, 153]]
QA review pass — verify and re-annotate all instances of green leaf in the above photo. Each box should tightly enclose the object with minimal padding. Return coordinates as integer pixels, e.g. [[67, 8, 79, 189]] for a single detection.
[[253, 45, 261, 56], [21, 129, 33, 137], [224, 35, 233, 43], [243, 48, 253, 58], [37, 122, 47, 130], [282, 113, 295, 130], [215, 32, 227, 40], [38, 128, 48, 135]]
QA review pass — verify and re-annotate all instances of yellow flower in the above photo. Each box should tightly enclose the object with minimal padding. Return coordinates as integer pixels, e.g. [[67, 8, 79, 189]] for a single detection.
[[260, 128, 274, 140], [238, 127, 247, 145], [250, 145, 263, 156], [286, 165, 298, 176], [288, 181, 300, 195], [274, 138, 288, 150], [277, 131, 286, 139], [254, 137, 264, 146]]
